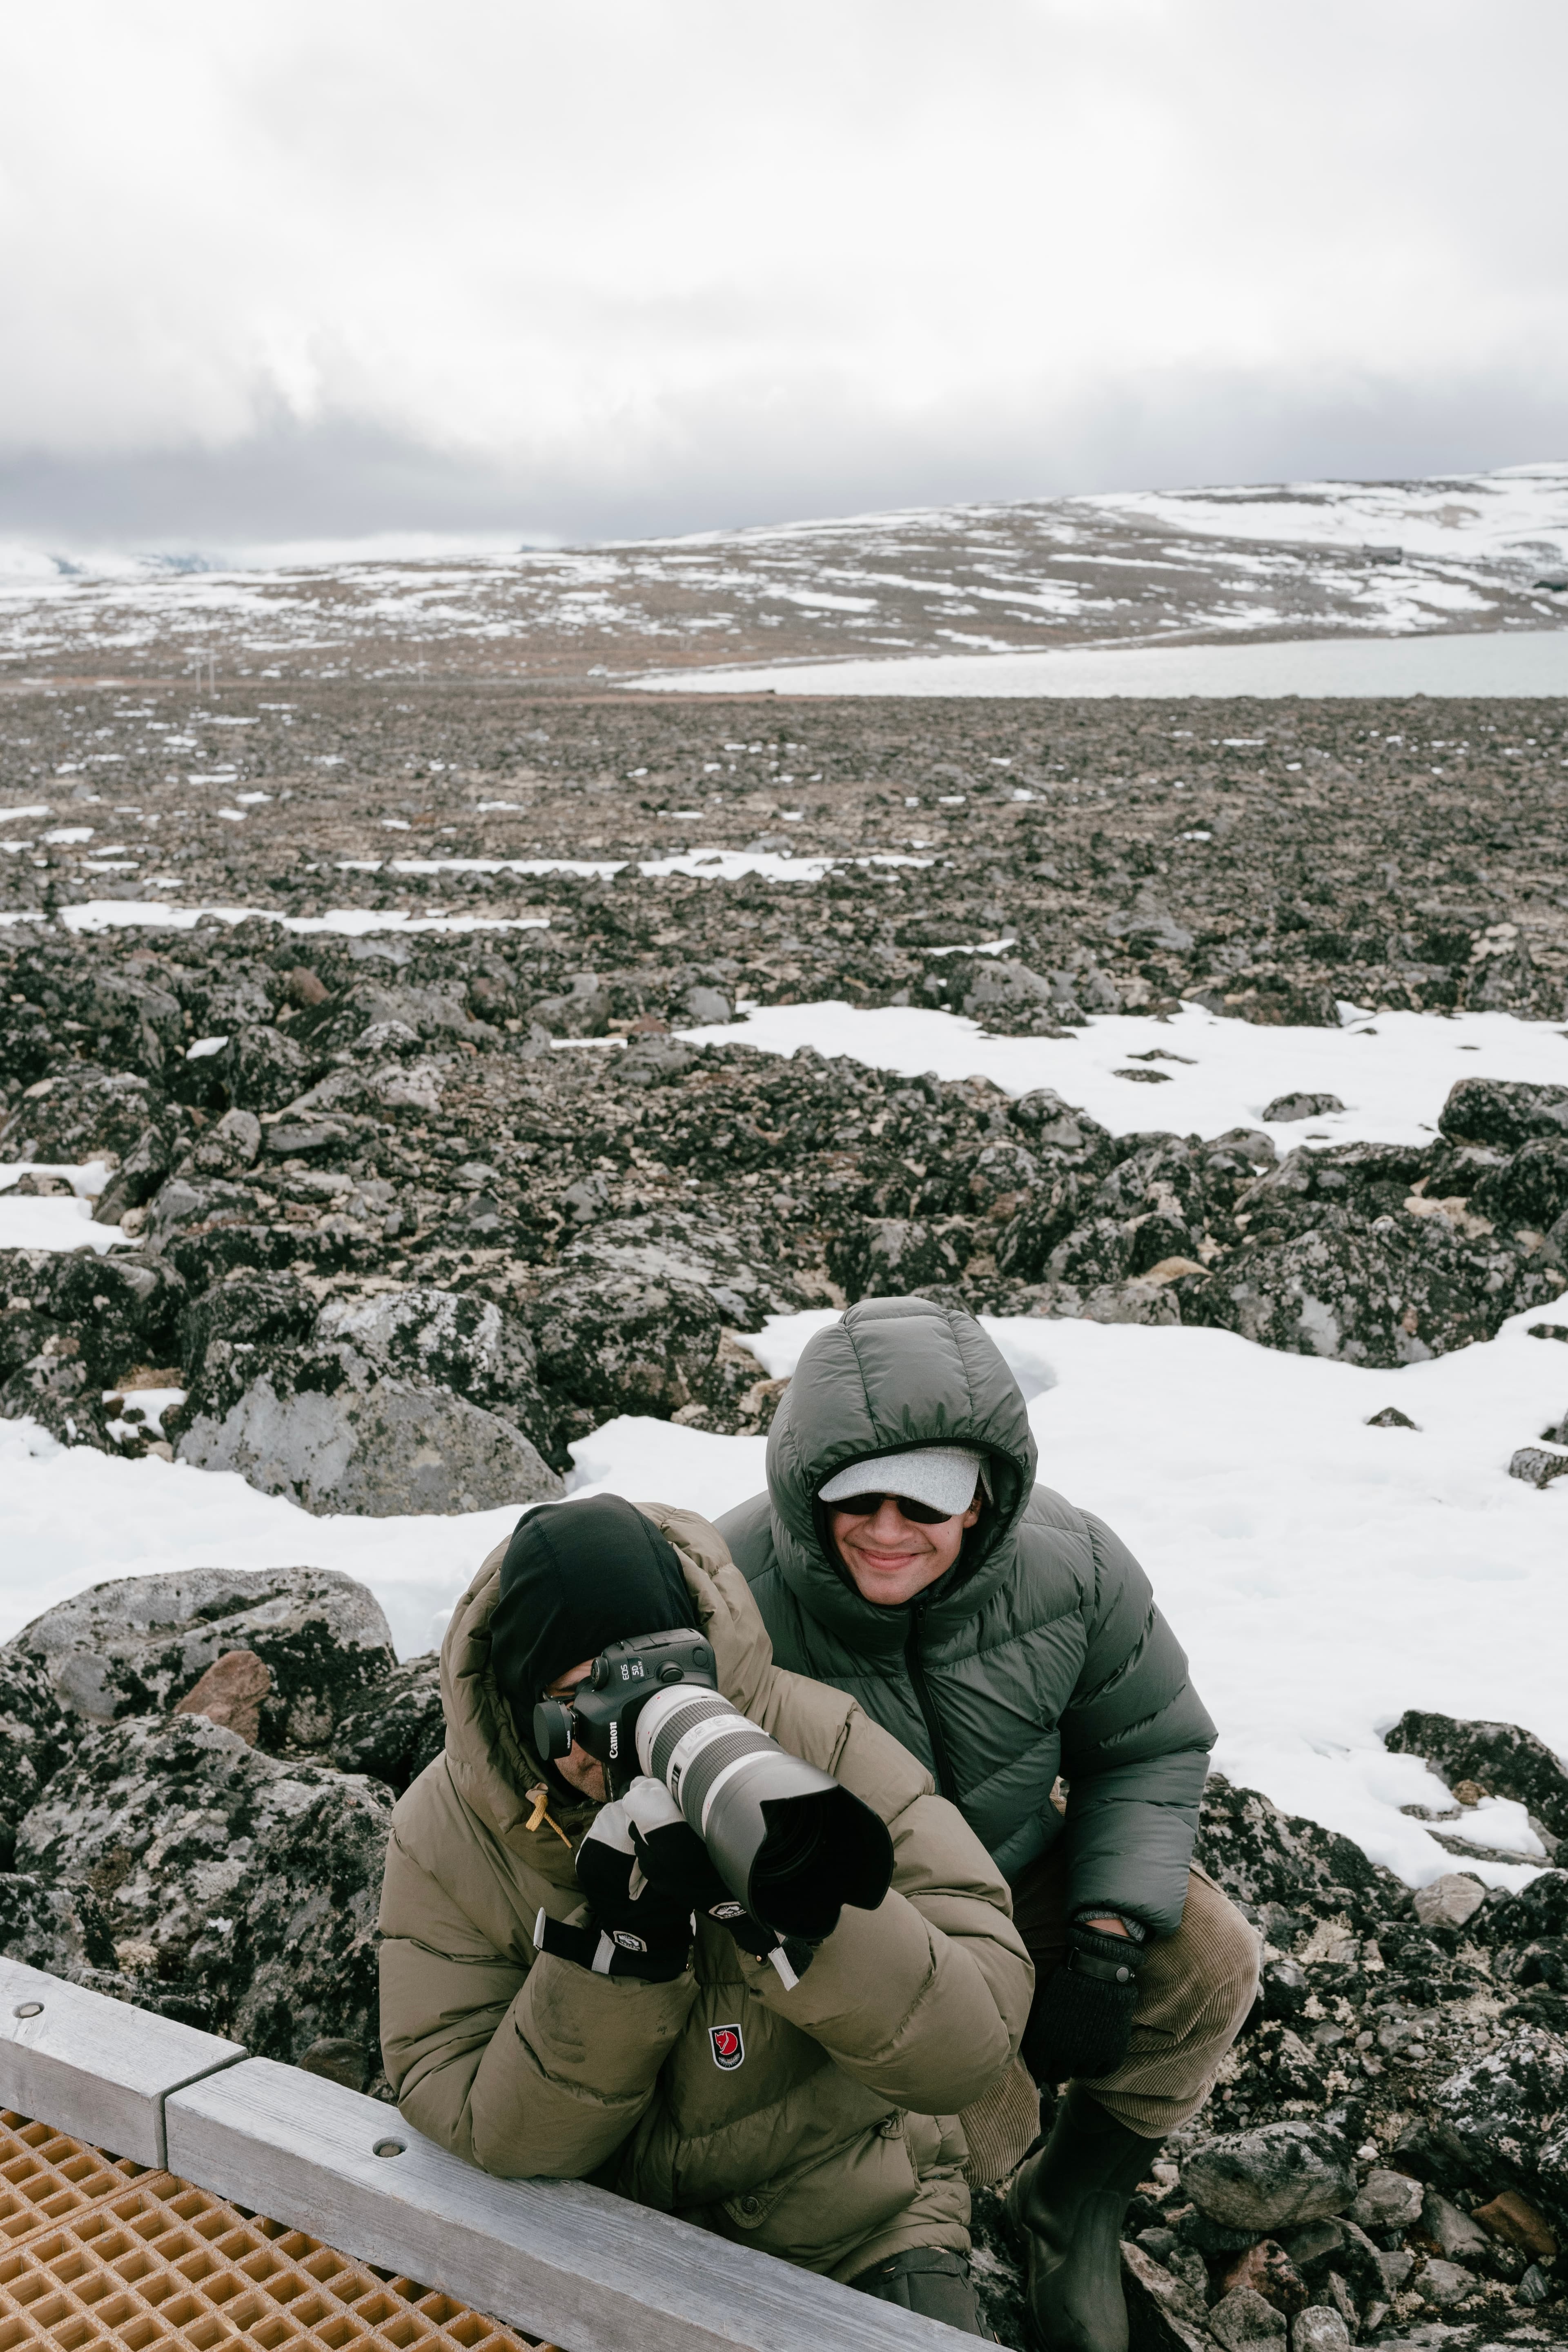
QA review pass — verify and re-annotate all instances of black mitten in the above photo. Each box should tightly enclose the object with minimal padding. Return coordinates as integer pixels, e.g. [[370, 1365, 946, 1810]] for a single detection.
[[1022, 1918, 1147, 2087]]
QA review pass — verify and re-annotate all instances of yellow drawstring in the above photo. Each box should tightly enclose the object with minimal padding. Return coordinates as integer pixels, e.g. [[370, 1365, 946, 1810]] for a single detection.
[[526, 1783, 572, 1846]]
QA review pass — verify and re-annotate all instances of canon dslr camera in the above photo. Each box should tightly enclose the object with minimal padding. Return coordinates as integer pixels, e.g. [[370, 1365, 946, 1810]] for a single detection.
[[534, 1628, 891, 1940]]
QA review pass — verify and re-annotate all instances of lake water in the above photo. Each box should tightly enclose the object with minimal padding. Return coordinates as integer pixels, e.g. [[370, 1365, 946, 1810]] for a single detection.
[[635, 626, 1568, 698]]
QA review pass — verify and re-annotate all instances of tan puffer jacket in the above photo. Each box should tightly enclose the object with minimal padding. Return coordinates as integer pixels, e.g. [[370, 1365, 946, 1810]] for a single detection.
[[378, 1502, 1033, 2281]]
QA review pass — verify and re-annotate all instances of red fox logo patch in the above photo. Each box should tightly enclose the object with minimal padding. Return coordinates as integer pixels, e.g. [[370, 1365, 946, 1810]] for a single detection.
[[710, 2023, 744, 2071]]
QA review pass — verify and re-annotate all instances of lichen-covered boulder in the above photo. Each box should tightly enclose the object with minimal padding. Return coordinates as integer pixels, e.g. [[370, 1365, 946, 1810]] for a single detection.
[[1440, 1078, 1568, 1152], [331, 1653, 444, 1793], [11, 1564, 397, 1750], [1182, 2122, 1358, 2233], [529, 1268, 722, 1419], [14, 1711, 392, 2066], [175, 1356, 562, 1516], [0, 1650, 75, 1869]]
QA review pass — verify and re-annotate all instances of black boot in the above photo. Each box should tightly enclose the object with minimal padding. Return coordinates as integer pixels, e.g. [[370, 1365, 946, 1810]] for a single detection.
[[1004, 2083, 1160, 2352], [850, 2247, 989, 2337]]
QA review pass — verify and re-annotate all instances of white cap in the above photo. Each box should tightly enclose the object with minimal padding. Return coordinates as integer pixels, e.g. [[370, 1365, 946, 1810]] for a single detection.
[[818, 1445, 989, 1517]]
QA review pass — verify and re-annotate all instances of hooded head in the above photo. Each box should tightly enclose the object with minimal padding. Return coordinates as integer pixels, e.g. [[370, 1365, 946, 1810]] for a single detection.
[[765, 1296, 1038, 1637], [490, 1493, 697, 1749]]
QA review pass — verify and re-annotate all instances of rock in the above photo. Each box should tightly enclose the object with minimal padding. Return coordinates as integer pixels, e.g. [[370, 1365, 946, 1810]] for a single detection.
[[1263, 1094, 1345, 1124], [1118, 2241, 1212, 2352], [0, 1244, 187, 1390], [1207, 2284, 1288, 2352], [1518, 2261, 1554, 2305], [218, 1023, 315, 1111], [1184, 1217, 1549, 1369], [683, 984, 732, 1024], [1439, 1077, 1568, 1151], [1288, 2308, 1350, 2352], [0, 1873, 120, 1982], [1470, 1137, 1568, 1234], [314, 1284, 558, 1463], [1434, 2025, 1568, 2217], [1416, 2257, 1474, 2307], [330, 1653, 445, 1793], [1364, 1405, 1417, 1429], [1182, 2124, 1358, 2234], [185, 1106, 263, 1177], [1194, 1771, 1397, 1922], [0, 1065, 165, 1164], [81, 972, 185, 1080], [1319, 2274, 1356, 2335], [11, 1564, 396, 1749], [13, 1710, 391, 2067], [0, 1649, 74, 1869], [1376, 2248, 1414, 2294], [176, 1363, 563, 1517], [1349, 2168, 1423, 2231], [1260, 1956, 1308, 2021], [1421, 2188, 1492, 2261], [529, 1268, 722, 1419], [829, 1216, 971, 1301], [298, 2036, 368, 2090], [1219, 2240, 1309, 2315], [617, 1034, 697, 1088], [960, 958, 1060, 1028], [1510, 1445, 1568, 1489], [1385, 1707, 1568, 1839], [171, 1649, 271, 1745], [174, 1269, 321, 1421], [1412, 1873, 1486, 1929], [1471, 2187, 1559, 2259]]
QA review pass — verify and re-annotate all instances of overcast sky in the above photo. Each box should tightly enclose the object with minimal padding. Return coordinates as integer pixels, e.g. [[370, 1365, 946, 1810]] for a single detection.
[[2, 0, 1565, 554]]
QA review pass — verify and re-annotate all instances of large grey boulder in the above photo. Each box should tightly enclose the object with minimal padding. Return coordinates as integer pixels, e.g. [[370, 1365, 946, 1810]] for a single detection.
[[9, 1564, 396, 1749], [14, 1711, 392, 2067], [314, 1284, 557, 1458], [176, 1365, 561, 1515]]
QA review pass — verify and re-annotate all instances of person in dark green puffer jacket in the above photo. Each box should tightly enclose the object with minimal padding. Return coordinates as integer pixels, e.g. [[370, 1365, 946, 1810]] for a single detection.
[[717, 1294, 1259, 2352]]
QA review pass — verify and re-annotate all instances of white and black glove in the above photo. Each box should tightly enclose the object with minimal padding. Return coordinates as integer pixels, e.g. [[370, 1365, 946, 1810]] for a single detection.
[[537, 1778, 815, 1988], [533, 1784, 695, 1982]]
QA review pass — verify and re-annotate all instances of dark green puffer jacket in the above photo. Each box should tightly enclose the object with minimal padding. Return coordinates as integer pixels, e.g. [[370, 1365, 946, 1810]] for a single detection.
[[716, 1296, 1215, 1937]]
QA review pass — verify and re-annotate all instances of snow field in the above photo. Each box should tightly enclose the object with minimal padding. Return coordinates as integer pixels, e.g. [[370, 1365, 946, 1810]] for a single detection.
[[634, 627, 1568, 699], [679, 997, 1568, 1150]]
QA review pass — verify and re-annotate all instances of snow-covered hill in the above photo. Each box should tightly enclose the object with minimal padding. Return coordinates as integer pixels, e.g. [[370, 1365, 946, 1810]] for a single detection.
[[1, 465, 1565, 684]]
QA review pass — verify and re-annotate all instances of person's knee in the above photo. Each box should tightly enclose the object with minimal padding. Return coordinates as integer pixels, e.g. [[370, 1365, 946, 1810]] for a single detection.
[[1197, 1887, 1262, 2032]]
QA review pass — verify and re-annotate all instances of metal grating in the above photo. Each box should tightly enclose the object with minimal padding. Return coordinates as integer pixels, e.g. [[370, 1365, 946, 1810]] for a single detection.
[[0, 2112, 552, 2352]]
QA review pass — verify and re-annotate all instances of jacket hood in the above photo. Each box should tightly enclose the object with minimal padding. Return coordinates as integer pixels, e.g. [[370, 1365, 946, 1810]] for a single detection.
[[439, 1500, 778, 1845], [764, 1295, 1039, 1656]]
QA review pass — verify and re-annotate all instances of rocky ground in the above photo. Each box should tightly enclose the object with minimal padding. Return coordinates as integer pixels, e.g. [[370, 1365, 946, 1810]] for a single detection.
[[2, 1564, 1567, 2348], [2, 688, 1568, 1508], [3, 684, 1568, 2341]]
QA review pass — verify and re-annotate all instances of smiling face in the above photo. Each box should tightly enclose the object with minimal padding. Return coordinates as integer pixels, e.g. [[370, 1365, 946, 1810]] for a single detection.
[[543, 1657, 608, 1803], [829, 1497, 980, 1608]]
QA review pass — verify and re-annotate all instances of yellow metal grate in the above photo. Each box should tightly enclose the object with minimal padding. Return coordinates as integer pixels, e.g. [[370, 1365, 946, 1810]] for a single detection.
[[0, 2112, 549, 2352]]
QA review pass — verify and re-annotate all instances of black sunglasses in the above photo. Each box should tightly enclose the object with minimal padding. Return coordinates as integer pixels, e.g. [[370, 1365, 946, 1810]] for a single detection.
[[826, 1492, 960, 1526]]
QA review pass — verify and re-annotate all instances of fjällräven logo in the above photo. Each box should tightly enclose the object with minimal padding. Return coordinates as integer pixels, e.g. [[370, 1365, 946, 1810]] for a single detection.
[[710, 2023, 744, 2070]]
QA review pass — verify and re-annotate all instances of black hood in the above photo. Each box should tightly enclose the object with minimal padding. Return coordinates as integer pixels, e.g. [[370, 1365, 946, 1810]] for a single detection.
[[489, 1493, 697, 1725]]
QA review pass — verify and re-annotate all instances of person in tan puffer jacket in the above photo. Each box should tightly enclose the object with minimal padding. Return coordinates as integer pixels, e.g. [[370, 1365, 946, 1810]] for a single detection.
[[378, 1494, 1033, 2332]]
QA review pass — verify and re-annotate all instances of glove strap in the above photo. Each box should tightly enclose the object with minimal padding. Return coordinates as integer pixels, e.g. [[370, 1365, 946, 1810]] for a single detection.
[[535, 1907, 689, 1983], [1067, 1919, 1148, 1987]]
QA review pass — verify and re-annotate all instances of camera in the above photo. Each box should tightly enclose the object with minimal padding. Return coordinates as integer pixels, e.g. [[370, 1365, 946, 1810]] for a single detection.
[[533, 1628, 892, 1940]]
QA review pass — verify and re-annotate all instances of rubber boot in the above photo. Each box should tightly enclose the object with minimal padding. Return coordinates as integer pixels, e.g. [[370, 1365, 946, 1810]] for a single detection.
[[850, 2247, 989, 2338], [1004, 2082, 1160, 2352]]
